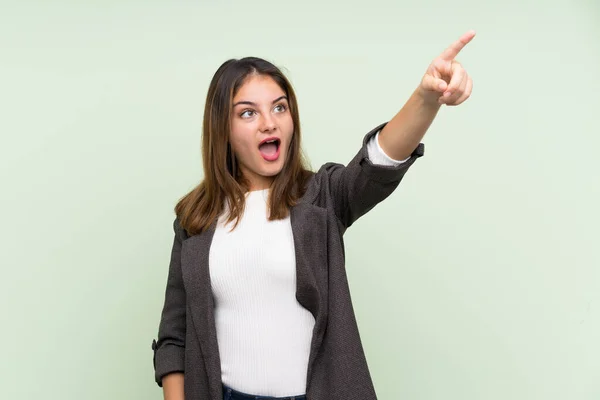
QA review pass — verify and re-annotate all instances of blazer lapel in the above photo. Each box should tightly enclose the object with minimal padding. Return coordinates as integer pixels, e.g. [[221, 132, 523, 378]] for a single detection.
[[290, 202, 329, 391], [180, 220, 222, 399]]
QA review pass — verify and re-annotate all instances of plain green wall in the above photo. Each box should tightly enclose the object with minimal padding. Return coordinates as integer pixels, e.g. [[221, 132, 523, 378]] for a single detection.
[[1, 1, 598, 399]]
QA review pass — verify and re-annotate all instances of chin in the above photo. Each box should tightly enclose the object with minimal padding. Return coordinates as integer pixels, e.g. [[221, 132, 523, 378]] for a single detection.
[[263, 167, 283, 177], [261, 163, 285, 177]]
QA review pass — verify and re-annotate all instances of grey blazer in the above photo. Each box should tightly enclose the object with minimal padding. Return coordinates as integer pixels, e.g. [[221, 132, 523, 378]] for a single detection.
[[152, 122, 424, 399]]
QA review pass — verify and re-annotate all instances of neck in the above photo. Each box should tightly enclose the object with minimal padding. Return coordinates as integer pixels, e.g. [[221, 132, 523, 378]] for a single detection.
[[247, 187, 269, 193]]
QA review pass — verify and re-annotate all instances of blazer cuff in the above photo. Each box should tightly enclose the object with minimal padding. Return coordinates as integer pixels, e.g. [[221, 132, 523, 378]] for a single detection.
[[358, 122, 424, 184], [152, 339, 185, 387]]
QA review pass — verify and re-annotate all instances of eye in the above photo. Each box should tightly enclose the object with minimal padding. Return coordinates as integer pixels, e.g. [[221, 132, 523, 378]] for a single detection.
[[274, 103, 287, 113], [240, 109, 255, 118]]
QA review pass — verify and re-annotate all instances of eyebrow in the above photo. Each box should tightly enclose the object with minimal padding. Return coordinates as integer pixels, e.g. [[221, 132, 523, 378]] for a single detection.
[[233, 95, 288, 108]]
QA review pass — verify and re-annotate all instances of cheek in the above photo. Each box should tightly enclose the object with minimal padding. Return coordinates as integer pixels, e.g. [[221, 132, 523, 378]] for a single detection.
[[286, 122, 295, 148], [230, 138, 251, 159], [284, 114, 294, 129], [229, 131, 255, 160], [280, 115, 294, 138]]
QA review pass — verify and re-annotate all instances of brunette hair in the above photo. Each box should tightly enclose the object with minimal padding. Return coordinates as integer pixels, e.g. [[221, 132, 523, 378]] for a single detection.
[[175, 57, 313, 235]]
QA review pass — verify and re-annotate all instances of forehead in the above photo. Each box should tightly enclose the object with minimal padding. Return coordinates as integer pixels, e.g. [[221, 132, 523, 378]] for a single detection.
[[234, 75, 285, 102]]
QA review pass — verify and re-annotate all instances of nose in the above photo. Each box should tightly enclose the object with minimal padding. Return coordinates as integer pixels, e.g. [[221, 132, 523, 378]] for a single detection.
[[260, 113, 276, 132]]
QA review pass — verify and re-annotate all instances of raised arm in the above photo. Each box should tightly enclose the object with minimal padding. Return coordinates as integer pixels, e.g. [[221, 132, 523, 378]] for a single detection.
[[379, 30, 476, 160], [323, 30, 475, 230]]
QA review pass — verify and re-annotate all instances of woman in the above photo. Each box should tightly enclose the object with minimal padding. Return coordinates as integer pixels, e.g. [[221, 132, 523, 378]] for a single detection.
[[152, 31, 475, 400]]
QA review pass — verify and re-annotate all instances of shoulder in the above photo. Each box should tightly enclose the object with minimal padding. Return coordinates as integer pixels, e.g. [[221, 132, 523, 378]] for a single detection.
[[297, 122, 424, 227], [172, 217, 190, 241]]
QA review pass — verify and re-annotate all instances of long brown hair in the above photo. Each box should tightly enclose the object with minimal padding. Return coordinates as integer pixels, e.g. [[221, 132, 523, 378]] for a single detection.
[[175, 57, 313, 236]]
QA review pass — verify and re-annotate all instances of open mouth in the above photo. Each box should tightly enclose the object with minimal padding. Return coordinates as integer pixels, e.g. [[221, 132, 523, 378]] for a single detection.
[[258, 138, 281, 161]]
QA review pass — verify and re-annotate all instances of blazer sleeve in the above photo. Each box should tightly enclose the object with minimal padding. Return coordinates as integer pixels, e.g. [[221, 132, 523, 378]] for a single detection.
[[321, 122, 424, 230], [151, 218, 187, 387]]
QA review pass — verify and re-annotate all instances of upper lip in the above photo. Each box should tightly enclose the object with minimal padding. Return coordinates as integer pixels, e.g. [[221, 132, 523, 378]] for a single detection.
[[259, 136, 281, 145]]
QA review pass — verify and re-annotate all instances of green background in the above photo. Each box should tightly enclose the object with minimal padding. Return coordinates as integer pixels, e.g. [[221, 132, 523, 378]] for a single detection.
[[1, 1, 599, 399]]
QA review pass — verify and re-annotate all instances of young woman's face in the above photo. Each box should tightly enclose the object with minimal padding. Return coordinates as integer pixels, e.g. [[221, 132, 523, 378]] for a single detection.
[[230, 74, 294, 191]]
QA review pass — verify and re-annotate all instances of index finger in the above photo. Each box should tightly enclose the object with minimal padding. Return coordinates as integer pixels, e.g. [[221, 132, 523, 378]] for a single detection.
[[439, 30, 476, 61]]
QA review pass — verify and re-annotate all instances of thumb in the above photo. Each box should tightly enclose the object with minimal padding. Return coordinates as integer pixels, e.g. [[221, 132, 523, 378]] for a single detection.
[[421, 74, 447, 93]]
